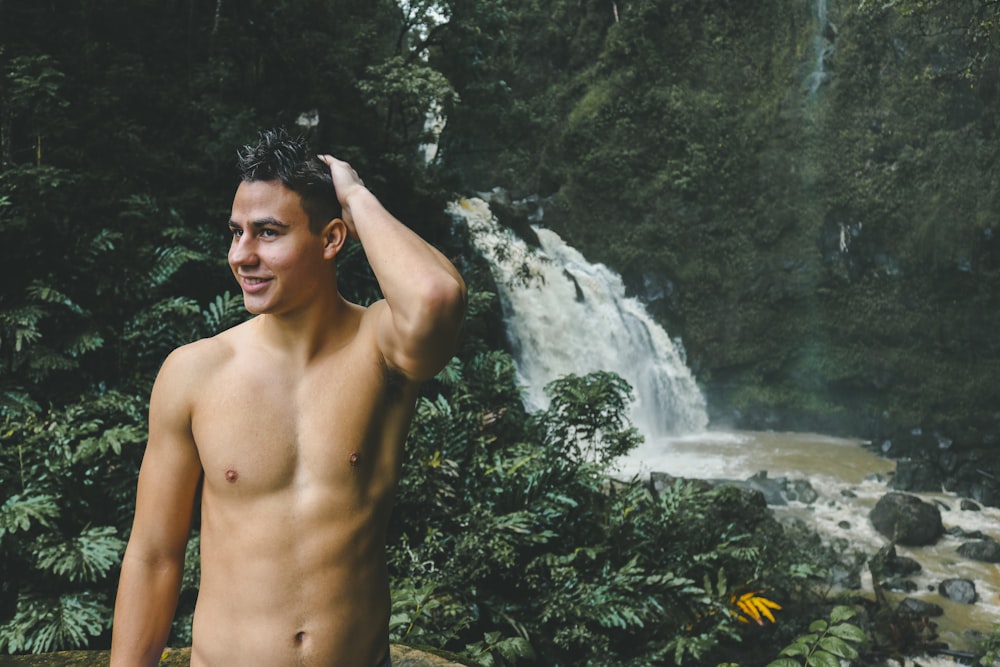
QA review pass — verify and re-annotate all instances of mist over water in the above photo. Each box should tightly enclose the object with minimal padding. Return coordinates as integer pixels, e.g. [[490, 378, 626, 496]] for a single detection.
[[455, 196, 1000, 654]]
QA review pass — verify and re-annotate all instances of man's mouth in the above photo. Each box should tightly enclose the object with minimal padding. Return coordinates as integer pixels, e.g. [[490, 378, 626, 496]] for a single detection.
[[239, 275, 272, 292]]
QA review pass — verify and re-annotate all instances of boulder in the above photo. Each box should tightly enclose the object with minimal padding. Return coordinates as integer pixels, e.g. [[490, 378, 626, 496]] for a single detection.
[[883, 576, 918, 593], [785, 478, 819, 504], [869, 492, 943, 546], [957, 538, 1000, 563], [0, 646, 467, 667], [938, 578, 978, 604], [870, 544, 922, 578], [891, 458, 944, 493], [896, 597, 944, 617]]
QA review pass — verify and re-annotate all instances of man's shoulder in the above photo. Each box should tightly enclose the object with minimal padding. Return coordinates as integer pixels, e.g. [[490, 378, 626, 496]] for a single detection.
[[157, 327, 241, 385]]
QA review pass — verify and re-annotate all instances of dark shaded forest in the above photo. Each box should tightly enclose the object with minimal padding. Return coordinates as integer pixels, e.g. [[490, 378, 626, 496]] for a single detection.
[[2, 0, 999, 664]]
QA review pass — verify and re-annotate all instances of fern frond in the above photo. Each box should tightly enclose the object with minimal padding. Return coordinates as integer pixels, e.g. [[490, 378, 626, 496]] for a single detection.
[[74, 422, 145, 460], [201, 291, 246, 334], [26, 281, 83, 314], [26, 346, 76, 374], [65, 331, 105, 357], [0, 305, 45, 352], [83, 228, 121, 258], [149, 246, 208, 287], [124, 296, 201, 350], [34, 525, 125, 583]]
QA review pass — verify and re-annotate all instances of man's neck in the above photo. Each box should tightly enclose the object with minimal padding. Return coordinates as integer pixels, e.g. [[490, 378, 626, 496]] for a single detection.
[[250, 293, 359, 366]]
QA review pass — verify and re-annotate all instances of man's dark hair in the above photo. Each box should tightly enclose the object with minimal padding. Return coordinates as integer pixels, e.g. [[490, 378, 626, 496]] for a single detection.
[[237, 128, 339, 234]]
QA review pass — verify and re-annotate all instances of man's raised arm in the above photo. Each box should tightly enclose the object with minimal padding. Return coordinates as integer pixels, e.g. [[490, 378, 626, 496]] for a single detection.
[[319, 155, 467, 381], [110, 348, 203, 667]]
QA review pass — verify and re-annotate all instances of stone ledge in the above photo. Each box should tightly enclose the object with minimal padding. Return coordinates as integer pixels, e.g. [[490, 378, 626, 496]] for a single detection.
[[0, 644, 468, 666]]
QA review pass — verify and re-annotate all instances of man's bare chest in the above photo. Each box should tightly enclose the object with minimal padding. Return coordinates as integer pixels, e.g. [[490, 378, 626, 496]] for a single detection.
[[189, 353, 395, 495]]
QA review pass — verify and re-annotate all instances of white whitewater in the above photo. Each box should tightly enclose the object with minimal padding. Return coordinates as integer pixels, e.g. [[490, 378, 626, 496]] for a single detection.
[[806, 0, 832, 95], [450, 197, 709, 437]]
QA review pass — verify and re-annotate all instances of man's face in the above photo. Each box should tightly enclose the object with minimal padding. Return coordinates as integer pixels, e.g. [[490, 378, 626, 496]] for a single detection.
[[228, 180, 332, 316]]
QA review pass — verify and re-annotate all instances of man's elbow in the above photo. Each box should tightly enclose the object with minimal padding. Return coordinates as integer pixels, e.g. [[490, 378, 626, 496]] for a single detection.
[[394, 276, 467, 379], [413, 270, 466, 334]]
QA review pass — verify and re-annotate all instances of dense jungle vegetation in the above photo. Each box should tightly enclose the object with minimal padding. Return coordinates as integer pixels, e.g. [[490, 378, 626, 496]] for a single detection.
[[2, 0, 999, 664]]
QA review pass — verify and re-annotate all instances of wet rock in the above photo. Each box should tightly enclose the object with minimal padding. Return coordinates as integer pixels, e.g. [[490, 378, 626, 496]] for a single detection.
[[649, 471, 679, 495], [719, 471, 819, 506], [649, 472, 710, 496], [891, 458, 944, 493], [0, 646, 466, 667], [883, 576, 918, 592], [956, 538, 1000, 563], [881, 431, 939, 458], [897, 597, 944, 617], [869, 492, 943, 546], [932, 499, 951, 512], [938, 578, 977, 604], [785, 479, 819, 504], [946, 526, 985, 539], [870, 544, 921, 596], [740, 471, 787, 506], [830, 563, 862, 590], [961, 499, 981, 511]]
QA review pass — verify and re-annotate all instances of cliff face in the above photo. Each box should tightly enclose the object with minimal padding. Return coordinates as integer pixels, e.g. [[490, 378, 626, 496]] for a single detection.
[[0, 645, 468, 667], [450, 0, 1000, 450]]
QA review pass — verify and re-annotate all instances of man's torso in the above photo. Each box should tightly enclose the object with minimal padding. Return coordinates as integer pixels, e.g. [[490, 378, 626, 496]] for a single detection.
[[182, 307, 416, 666]]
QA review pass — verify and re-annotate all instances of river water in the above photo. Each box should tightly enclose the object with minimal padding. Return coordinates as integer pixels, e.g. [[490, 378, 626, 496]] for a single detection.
[[615, 430, 1000, 655], [454, 197, 1000, 659]]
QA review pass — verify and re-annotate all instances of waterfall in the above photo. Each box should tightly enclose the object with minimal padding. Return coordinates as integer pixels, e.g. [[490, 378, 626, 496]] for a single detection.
[[451, 197, 709, 438], [806, 0, 833, 95]]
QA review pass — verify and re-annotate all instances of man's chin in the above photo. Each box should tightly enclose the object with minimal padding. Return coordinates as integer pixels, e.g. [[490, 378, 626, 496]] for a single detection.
[[241, 298, 266, 315]]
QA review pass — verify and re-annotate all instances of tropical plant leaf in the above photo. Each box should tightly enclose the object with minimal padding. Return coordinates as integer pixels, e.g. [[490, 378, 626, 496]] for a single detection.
[[818, 635, 859, 659], [34, 525, 125, 583], [0, 591, 109, 653], [0, 492, 60, 538], [805, 649, 841, 667]]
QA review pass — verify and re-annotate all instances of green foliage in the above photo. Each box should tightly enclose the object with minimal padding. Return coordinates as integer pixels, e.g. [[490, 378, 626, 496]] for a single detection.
[[0, 591, 109, 654], [0, 494, 59, 539], [541, 371, 643, 464], [0, 0, 464, 652], [767, 606, 866, 667], [3, 0, 985, 662], [34, 526, 124, 584], [975, 625, 1000, 666], [390, 344, 847, 665]]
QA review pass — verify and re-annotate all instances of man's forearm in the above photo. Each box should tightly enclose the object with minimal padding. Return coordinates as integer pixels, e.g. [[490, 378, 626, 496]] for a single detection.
[[347, 188, 465, 338], [110, 552, 184, 667]]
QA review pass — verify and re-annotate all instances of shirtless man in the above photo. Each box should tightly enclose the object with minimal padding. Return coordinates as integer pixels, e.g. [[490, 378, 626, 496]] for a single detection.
[[109, 129, 467, 667]]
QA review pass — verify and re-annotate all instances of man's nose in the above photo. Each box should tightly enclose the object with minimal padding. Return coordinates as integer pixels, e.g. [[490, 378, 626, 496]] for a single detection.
[[229, 235, 258, 265]]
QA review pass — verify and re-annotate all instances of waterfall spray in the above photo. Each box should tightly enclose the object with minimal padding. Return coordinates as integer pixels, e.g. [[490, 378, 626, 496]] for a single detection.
[[452, 197, 709, 438]]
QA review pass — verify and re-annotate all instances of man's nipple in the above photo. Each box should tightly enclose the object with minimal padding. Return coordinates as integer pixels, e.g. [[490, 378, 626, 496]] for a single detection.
[[225, 468, 239, 483]]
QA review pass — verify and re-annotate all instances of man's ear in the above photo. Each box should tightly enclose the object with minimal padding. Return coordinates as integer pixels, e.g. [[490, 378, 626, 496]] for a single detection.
[[321, 218, 348, 259]]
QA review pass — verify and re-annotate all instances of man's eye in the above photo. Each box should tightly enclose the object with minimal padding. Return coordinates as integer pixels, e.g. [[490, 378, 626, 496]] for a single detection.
[[261, 229, 278, 238], [230, 228, 243, 238]]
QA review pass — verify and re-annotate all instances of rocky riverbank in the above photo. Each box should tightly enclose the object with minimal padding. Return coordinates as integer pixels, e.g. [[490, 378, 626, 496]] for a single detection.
[[649, 466, 999, 657]]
